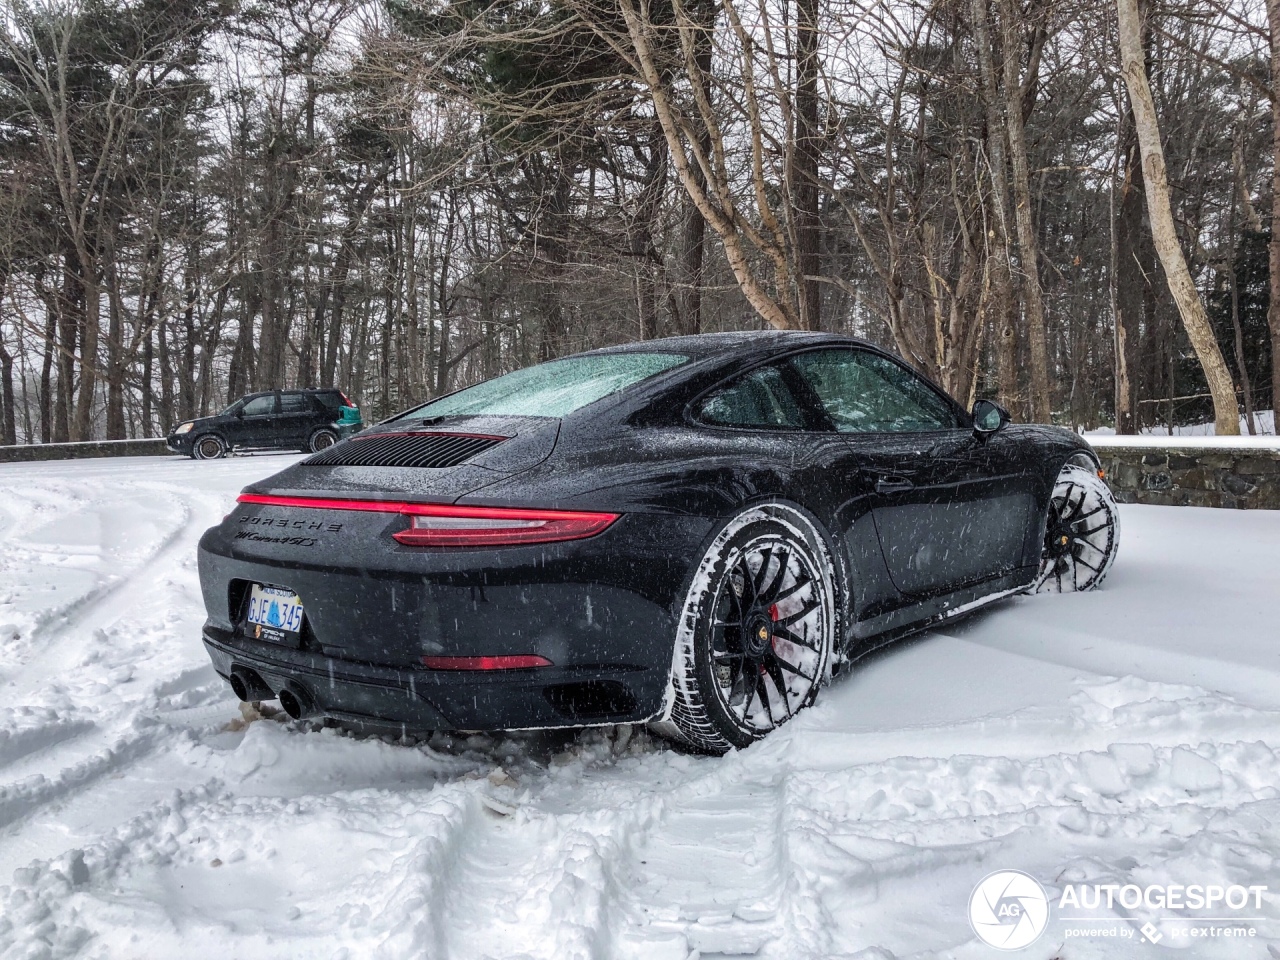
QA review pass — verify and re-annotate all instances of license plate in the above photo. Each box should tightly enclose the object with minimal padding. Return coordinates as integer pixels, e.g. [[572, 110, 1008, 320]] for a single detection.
[[244, 584, 305, 643]]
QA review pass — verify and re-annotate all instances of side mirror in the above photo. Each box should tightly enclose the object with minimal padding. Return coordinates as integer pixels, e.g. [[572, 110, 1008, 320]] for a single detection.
[[971, 398, 1010, 440]]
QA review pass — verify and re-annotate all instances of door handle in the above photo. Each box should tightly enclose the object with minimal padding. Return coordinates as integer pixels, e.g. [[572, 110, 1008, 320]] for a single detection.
[[874, 475, 915, 494]]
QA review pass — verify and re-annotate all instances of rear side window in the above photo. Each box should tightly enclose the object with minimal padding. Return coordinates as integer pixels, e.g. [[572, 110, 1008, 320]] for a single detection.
[[789, 349, 961, 433], [696, 364, 807, 429], [312, 391, 344, 411], [406, 353, 688, 419], [279, 393, 317, 413]]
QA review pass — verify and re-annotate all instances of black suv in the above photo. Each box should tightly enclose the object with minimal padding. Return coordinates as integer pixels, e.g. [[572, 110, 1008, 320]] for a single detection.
[[167, 389, 363, 460]]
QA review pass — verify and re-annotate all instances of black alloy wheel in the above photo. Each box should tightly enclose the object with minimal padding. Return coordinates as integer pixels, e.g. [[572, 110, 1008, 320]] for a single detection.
[[663, 510, 835, 754], [1036, 463, 1120, 592]]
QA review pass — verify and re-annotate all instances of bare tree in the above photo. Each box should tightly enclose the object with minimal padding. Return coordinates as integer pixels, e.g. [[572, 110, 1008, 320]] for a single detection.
[[1116, 0, 1241, 434]]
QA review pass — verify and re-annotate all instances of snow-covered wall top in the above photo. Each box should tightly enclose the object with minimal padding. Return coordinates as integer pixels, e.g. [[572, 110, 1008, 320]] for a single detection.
[[1086, 434, 1280, 450]]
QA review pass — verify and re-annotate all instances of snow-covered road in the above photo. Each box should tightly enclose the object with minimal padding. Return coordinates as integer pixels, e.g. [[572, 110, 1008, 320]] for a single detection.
[[0, 455, 1278, 959]]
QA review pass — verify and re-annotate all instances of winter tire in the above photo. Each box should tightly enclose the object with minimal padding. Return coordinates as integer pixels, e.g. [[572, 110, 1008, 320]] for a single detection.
[[1035, 463, 1120, 593], [192, 434, 226, 460], [308, 428, 339, 453], [657, 506, 837, 755]]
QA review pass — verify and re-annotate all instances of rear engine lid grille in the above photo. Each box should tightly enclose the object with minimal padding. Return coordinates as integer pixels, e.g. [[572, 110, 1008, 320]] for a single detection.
[[303, 431, 507, 468]]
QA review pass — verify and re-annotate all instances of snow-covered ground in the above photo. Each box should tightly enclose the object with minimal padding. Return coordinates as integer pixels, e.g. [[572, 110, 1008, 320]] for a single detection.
[[1085, 410, 1276, 438], [1, 455, 1278, 959]]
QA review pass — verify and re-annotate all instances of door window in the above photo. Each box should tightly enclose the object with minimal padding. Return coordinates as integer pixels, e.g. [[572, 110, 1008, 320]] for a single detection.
[[241, 395, 276, 417], [279, 393, 316, 414], [695, 364, 808, 429], [789, 350, 961, 433]]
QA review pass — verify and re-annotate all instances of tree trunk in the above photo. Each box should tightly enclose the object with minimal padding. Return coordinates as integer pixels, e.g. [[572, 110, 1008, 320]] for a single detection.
[[72, 254, 100, 442], [105, 255, 126, 440], [1228, 124, 1256, 434], [677, 27, 715, 337], [39, 281, 54, 443], [632, 128, 668, 341], [1116, 0, 1240, 434], [1268, 0, 1280, 433], [0, 271, 14, 445], [157, 319, 175, 432], [181, 267, 197, 420], [1113, 113, 1149, 435], [970, 0, 1021, 415], [792, 0, 821, 331], [0, 340, 15, 447], [54, 260, 77, 443], [997, 0, 1052, 422], [142, 332, 153, 438]]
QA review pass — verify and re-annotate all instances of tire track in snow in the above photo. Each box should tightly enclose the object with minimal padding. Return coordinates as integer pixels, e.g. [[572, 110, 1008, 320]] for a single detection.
[[435, 788, 642, 960], [7, 486, 196, 686], [0, 477, 240, 881], [615, 773, 790, 959], [0, 730, 160, 833], [0, 710, 94, 771], [0, 482, 190, 673]]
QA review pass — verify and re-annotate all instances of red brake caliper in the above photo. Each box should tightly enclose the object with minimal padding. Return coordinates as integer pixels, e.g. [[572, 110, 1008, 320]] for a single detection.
[[768, 603, 779, 659]]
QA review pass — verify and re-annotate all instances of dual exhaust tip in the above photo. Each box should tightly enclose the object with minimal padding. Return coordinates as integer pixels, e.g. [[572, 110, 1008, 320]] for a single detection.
[[228, 666, 315, 721]]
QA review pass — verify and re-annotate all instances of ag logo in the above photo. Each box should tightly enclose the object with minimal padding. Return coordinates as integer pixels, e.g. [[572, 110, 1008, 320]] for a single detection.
[[968, 870, 1049, 950]]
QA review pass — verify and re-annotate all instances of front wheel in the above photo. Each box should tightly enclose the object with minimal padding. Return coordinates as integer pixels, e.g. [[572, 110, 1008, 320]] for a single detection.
[[659, 507, 837, 755], [192, 434, 226, 460], [1035, 463, 1120, 592]]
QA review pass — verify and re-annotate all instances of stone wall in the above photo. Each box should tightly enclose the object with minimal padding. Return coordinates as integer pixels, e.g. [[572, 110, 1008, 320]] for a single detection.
[[0, 439, 171, 463], [1096, 444, 1280, 509]]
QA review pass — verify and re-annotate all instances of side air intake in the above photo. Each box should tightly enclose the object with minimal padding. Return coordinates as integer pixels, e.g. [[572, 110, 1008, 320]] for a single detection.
[[302, 432, 506, 469]]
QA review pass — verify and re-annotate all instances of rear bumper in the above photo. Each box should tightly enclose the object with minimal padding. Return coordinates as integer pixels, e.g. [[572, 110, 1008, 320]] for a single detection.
[[197, 508, 714, 731], [204, 626, 657, 730]]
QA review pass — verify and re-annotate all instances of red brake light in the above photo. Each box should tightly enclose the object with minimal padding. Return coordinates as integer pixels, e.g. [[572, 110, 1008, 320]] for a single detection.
[[393, 505, 617, 547], [235, 494, 619, 547], [421, 655, 552, 670]]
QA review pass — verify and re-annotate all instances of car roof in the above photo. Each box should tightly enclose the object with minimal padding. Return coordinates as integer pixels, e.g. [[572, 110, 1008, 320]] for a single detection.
[[581, 330, 878, 362]]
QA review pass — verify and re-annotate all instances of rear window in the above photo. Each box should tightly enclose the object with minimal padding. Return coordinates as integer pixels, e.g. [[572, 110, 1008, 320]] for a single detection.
[[280, 393, 317, 413], [405, 353, 688, 419]]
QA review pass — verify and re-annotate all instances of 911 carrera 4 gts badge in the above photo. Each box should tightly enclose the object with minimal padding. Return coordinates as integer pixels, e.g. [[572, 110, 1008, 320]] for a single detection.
[[235, 514, 343, 547], [234, 531, 319, 547]]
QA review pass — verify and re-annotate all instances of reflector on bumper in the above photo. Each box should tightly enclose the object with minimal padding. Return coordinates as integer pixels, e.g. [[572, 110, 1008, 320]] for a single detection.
[[420, 655, 553, 670]]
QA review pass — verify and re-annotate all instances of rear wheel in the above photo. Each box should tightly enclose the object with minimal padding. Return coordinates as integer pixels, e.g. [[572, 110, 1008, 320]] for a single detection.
[[192, 434, 226, 460], [1035, 463, 1120, 592], [308, 428, 338, 453], [658, 507, 836, 754]]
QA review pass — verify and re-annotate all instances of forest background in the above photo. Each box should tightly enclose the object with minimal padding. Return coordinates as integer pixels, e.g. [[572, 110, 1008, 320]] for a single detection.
[[0, 0, 1276, 443]]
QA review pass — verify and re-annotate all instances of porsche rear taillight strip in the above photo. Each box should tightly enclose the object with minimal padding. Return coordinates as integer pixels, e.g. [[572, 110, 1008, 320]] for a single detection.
[[235, 493, 619, 547]]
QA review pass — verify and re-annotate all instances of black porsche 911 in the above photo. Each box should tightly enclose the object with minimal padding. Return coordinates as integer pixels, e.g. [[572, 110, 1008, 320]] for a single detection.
[[198, 331, 1119, 753]]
